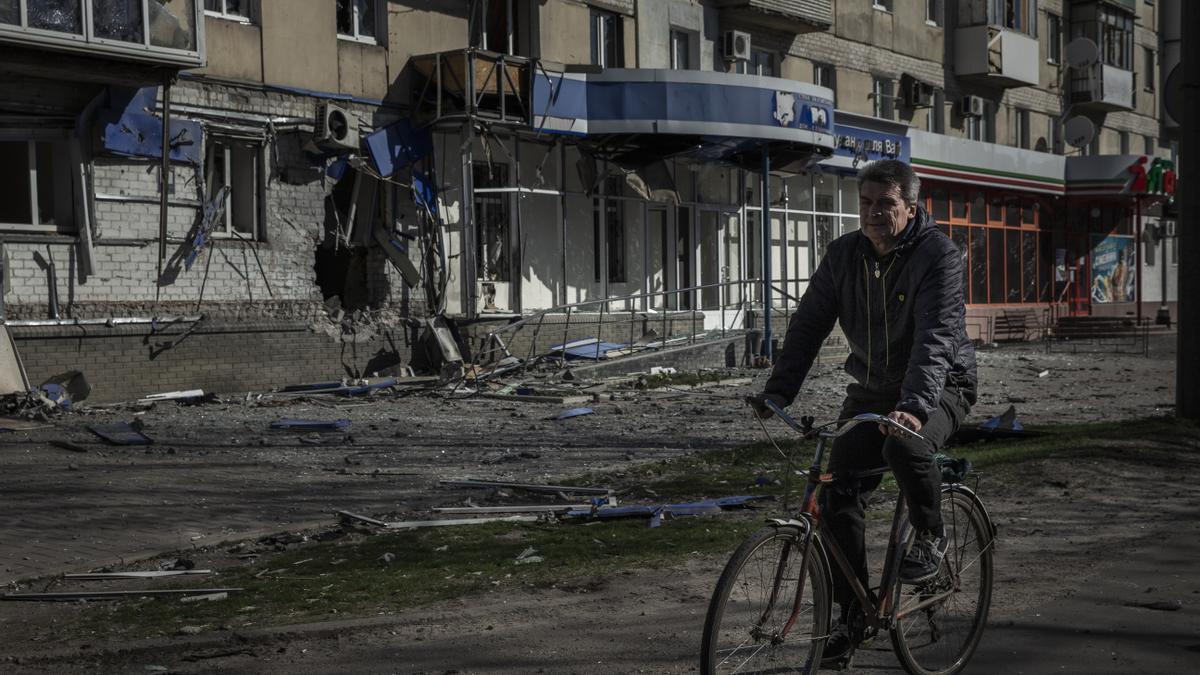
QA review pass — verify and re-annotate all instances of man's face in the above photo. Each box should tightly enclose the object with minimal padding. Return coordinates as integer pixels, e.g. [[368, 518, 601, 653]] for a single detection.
[[859, 180, 917, 253]]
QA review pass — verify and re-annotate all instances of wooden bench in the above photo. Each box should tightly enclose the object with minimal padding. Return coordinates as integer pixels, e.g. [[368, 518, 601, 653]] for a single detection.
[[1045, 316, 1149, 355], [992, 308, 1043, 342]]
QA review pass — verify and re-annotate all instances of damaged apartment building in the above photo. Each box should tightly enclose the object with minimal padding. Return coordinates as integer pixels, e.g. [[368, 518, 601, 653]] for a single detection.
[[0, 0, 1181, 402]]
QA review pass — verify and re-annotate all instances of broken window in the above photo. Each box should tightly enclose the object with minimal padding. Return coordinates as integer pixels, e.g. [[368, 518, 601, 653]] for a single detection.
[[336, 0, 377, 41], [93, 0, 143, 43], [27, 0, 83, 33], [1, 0, 20, 25], [205, 138, 262, 239], [204, 0, 250, 21], [0, 138, 75, 233], [473, 161, 511, 282]]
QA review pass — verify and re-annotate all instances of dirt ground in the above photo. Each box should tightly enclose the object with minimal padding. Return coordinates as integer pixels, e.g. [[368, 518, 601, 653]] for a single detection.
[[2, 338, 1197, 673]]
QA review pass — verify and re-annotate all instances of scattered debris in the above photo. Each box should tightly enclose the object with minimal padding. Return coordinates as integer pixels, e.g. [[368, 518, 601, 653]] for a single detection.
[[179, 592, 228, 603], [513, 547, 543, 565], [553, 407, 593, 421], [377, 552, 397, 564], [433, 504, 597, 514], [48, 440, 88, 453], [438, 479, 611, 496], [88, 422, 153, 446], [270, 418, 351, 431], [335, 509, 538, 529], [564, 495, 771, 528], [2, 588, 242, 602], [0, 418, 53, 432], [138, 389, 211, 405], [63, 570, 211, 580], [1125, 600, 1183, 612], [40, 371, 90, 408], [649, 366, 677, 376]]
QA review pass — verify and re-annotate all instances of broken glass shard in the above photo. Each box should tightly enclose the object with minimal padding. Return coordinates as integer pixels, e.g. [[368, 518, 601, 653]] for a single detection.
[[28, 0, 83, 34]]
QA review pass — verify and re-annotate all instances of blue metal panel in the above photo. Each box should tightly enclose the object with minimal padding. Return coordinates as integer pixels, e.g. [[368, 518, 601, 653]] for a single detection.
[[364, 118, 433, 178], [98, 87, 203, 165]]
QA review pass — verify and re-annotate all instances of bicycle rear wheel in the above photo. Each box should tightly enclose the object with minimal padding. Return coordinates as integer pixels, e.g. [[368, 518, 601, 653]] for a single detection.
[[701, 525, 831, 674], [890, 488, 994, 675]]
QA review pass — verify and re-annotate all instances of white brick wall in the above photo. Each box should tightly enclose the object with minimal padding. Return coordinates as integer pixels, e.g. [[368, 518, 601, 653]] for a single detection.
[[2, 80, 413, 320]]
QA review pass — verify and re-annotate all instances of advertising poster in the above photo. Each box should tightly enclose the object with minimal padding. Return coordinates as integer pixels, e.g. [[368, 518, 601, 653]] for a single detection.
[[1090, 234, 1136, 304]]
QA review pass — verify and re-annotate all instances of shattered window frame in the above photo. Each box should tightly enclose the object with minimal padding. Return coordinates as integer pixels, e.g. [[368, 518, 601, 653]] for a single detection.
[[0, 0, 204, 66], [203, 0, 252, 23], [205, 136, 264, 240], [0, 134, 77, 234], [336, 0, 380, 44]]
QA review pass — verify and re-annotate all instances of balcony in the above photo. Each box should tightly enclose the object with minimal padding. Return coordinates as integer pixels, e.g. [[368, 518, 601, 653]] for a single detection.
[[1069, 62, 1134, 111], [0, 0, 204, 68], [711, 0, 833, 32], [409, 49, 532, 126], [954, 25, 1039, 88]]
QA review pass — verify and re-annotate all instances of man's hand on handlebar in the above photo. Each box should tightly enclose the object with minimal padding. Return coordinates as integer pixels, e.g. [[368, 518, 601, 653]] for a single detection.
[[748, 393, 788, 420], [880, 410, 923, 437]]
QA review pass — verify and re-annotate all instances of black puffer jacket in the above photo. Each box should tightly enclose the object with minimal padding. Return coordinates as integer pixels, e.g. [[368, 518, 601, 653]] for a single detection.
[[764, 206, 977, 423]]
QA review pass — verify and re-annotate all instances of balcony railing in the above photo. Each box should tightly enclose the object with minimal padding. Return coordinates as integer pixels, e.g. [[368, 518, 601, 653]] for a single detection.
[[0, 0, 204, 68], [953, 25, 1039, 88], [1069, 62, 1135, 111]]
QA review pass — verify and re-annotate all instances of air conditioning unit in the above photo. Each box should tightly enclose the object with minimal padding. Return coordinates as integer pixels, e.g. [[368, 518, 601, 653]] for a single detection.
[[958, 94, 986, 117], [314, 102, 360, 152], [902, 77, 935, 108], [723, 30, 751, 62]]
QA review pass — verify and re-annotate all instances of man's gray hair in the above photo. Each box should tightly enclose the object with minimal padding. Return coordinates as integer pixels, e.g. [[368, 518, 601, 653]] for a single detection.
[[857, 159, 921, 205]]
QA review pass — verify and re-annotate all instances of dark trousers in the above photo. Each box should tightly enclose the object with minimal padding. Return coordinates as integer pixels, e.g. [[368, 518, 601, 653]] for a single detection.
[[820, 386, 969, 616]]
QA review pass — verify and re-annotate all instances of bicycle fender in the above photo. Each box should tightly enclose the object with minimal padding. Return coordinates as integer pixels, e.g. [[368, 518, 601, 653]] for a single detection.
[[766, 517, 809, 530], [941, 484, 998, 540]]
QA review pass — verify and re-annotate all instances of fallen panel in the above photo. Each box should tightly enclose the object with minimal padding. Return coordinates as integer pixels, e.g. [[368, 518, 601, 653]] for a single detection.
[[0, 325, 30, 395], [3, 588, 242, 601], [138, 389, 206, 404], [439, 479, 612, 496], [482, 393, 591, 406], [271, 419, 351, 430], [335, 510, 536, 529], [553, 407, 594, 421], [433, 504, 593, 514], [64, 570, 212, 580], [88, 422, 153, 446]]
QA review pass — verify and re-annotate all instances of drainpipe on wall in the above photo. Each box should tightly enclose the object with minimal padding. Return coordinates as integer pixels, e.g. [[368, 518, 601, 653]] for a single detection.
[[157, 72, 173, 297]]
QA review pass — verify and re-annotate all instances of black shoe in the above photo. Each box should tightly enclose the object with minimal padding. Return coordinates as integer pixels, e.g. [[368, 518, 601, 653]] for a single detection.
[[899, 528, 949, 584], [820, 620, 859, 670]]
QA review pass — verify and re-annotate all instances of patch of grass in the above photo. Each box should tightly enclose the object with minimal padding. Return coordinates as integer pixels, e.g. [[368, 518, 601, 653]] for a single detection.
[[53, 415, 1199, 642], [64, 516, 761, 642]]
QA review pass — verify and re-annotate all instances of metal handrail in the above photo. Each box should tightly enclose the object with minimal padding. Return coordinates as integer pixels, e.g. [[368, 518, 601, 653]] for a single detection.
[[468, 279, 763, 380]]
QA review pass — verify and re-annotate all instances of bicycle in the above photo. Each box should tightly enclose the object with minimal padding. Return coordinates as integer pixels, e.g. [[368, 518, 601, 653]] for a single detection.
[[700, 397, 996, 674]]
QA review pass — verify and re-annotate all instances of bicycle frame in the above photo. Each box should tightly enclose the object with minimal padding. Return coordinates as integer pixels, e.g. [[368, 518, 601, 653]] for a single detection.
[[755, 399, 933, 637]]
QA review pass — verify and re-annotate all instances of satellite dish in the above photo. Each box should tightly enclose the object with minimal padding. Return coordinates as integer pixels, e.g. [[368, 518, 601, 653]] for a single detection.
[[1065, 37, 1100, 69], [1164, 65, 1182, 122], [1064, 116, 1096, 149]]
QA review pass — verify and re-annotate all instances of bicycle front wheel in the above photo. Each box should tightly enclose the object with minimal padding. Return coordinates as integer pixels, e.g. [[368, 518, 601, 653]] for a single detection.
[[891, 488, 995, 675], [700, 525, 831, 674]]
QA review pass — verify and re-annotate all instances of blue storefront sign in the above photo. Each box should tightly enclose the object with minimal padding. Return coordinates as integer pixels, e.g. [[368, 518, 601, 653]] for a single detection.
[[831, 124, 910, 165]]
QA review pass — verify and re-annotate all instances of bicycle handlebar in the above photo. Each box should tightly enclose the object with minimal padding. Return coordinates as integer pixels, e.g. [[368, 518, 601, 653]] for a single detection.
[[747, 396, 929, 444]]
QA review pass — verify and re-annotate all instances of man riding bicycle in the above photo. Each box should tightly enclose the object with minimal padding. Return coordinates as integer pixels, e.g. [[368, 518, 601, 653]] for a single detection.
[[751, 159, 977, 667]]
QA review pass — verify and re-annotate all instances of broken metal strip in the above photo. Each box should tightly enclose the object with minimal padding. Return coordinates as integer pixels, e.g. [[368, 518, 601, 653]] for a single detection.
[[439, 479, 611, 495], [3, 588, 243, 601], [433, 504, 592, 514], [63, 570, 212, 580], [336, 509, 537, 529]]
